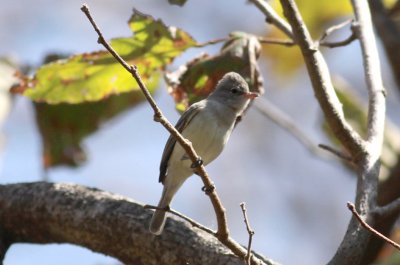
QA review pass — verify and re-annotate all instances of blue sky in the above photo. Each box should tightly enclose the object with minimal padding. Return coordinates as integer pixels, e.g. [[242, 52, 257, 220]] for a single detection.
[[1, 1, 397, 264]]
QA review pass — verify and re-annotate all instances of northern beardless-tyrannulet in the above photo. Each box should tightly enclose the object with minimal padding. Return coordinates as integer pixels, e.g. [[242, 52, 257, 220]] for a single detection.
[[149, 72, 258, 235]]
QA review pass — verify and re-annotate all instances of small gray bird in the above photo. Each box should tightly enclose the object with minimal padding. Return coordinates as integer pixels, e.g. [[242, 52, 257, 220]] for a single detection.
[[149, 72, 258, 235]]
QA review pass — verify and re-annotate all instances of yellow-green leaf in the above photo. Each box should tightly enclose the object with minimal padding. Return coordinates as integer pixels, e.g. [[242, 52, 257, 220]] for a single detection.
[[14, 9, 196, 104]]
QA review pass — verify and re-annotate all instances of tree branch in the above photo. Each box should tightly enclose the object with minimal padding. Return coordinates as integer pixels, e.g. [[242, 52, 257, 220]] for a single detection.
[[254, 98, 328, 158], [80, 4, 268, 264], [318, 144, 353, 162], [351, 0, 386, 148], [144, 205, 215, 235], [248, 0, 294, 39], [0, 182, 275, 265], [240, 202, 255, 265], [279, 1, 386, 264], [347, 202, 400, 251], [318, 20, 357, 48], [258, 37, 295, 46], [373, 197, 400, 218], [278, 0, 365, 160], [319, 19, 354, 44]]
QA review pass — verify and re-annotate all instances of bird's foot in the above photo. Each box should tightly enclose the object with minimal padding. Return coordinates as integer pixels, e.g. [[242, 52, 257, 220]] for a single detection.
[[191, 157, 203, 169], [202, 183, 215, 195]]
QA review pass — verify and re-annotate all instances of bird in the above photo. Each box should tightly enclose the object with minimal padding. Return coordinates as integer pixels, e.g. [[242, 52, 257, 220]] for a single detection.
[[149, 72, 259, 235]]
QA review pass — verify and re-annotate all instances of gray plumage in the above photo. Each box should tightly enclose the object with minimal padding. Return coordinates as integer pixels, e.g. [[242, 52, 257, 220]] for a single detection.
[[149, 72, 258, 235]]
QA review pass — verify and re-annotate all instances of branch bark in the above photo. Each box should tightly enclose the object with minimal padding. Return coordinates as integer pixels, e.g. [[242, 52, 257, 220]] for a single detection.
[[279, 0, 365, 160], [248, 0, 293, 39], [0, 182, 276, 265], [277, 1, 387, 264]]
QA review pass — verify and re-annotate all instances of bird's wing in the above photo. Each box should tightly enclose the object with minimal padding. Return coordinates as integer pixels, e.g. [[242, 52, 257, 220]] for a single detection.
[[159, 103, 203, 183]]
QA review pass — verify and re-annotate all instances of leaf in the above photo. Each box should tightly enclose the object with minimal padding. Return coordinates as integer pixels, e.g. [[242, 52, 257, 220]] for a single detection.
[[15, 9, 197, 169], [165, 32, 264, 111], [35, 76, 158, 169], [12, 9, 197, 104]]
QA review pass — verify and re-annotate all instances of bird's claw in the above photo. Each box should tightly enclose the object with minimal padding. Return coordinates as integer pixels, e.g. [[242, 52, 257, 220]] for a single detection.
[[201, 183, 215, 195], [191, 157, 203, 168]]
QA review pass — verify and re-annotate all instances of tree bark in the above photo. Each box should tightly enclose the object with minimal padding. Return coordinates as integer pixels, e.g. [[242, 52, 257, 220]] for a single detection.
[[0, 182, 267, 265]]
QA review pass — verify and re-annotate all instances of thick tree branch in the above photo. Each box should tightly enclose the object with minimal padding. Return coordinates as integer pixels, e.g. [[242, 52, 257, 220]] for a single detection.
[[0, 182, 275, 265], [328, 0, 386, 264], [80, 4, 268, 264], [278, 1, 386, 264], [278, 0, 364, 160], [352, 0, 386, 149]]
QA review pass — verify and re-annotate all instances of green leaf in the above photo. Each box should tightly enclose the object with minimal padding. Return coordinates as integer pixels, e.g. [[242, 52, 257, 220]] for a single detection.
[[12, 9, 198, 169], [165, 32, 263, 111], [35, 75, 158, 168], [14, 9, 197, 104]]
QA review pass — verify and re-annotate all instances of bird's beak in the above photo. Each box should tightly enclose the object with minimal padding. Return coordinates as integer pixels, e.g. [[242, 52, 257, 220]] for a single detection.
[[244, 91, 259, 99]]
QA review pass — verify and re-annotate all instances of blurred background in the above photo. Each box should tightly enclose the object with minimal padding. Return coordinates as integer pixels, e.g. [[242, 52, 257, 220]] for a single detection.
[[1, 0, 399, 265]]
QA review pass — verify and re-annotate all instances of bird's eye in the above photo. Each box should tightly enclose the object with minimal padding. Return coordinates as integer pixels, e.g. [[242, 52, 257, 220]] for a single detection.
[[231, 88, 240, 94]]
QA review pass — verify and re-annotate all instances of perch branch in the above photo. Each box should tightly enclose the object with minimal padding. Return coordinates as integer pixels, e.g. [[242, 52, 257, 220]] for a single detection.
[[0, 182, 272, 265], [348, 202, 400, 251], [80, 4, 266, 264]]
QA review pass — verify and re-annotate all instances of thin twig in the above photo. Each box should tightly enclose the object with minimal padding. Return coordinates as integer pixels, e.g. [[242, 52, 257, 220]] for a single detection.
[[319, 19, 353, 43], [347, 202, 400, 251], [81, 5, 268, 265], [258, 37, 295, 46], [373, 197, 400, 218], [195, 37, 228, 47], [318, 144, 353, 162], [320, 32, 357, 48], [248, 0, 293, 39], [144, 205, 215, 235], [254, 98, 327, 158], [240, 202, 255, 265]]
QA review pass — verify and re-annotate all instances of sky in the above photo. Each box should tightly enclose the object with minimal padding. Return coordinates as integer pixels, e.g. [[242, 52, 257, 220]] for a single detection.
[[0, 1, 399, 265]]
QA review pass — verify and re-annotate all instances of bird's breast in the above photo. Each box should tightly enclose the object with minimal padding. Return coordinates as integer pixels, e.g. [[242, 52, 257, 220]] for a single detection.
[[181, 107, 235, 165]]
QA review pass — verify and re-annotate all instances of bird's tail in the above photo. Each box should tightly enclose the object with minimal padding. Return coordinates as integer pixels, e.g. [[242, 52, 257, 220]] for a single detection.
[[149, 188, 173, 235]]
